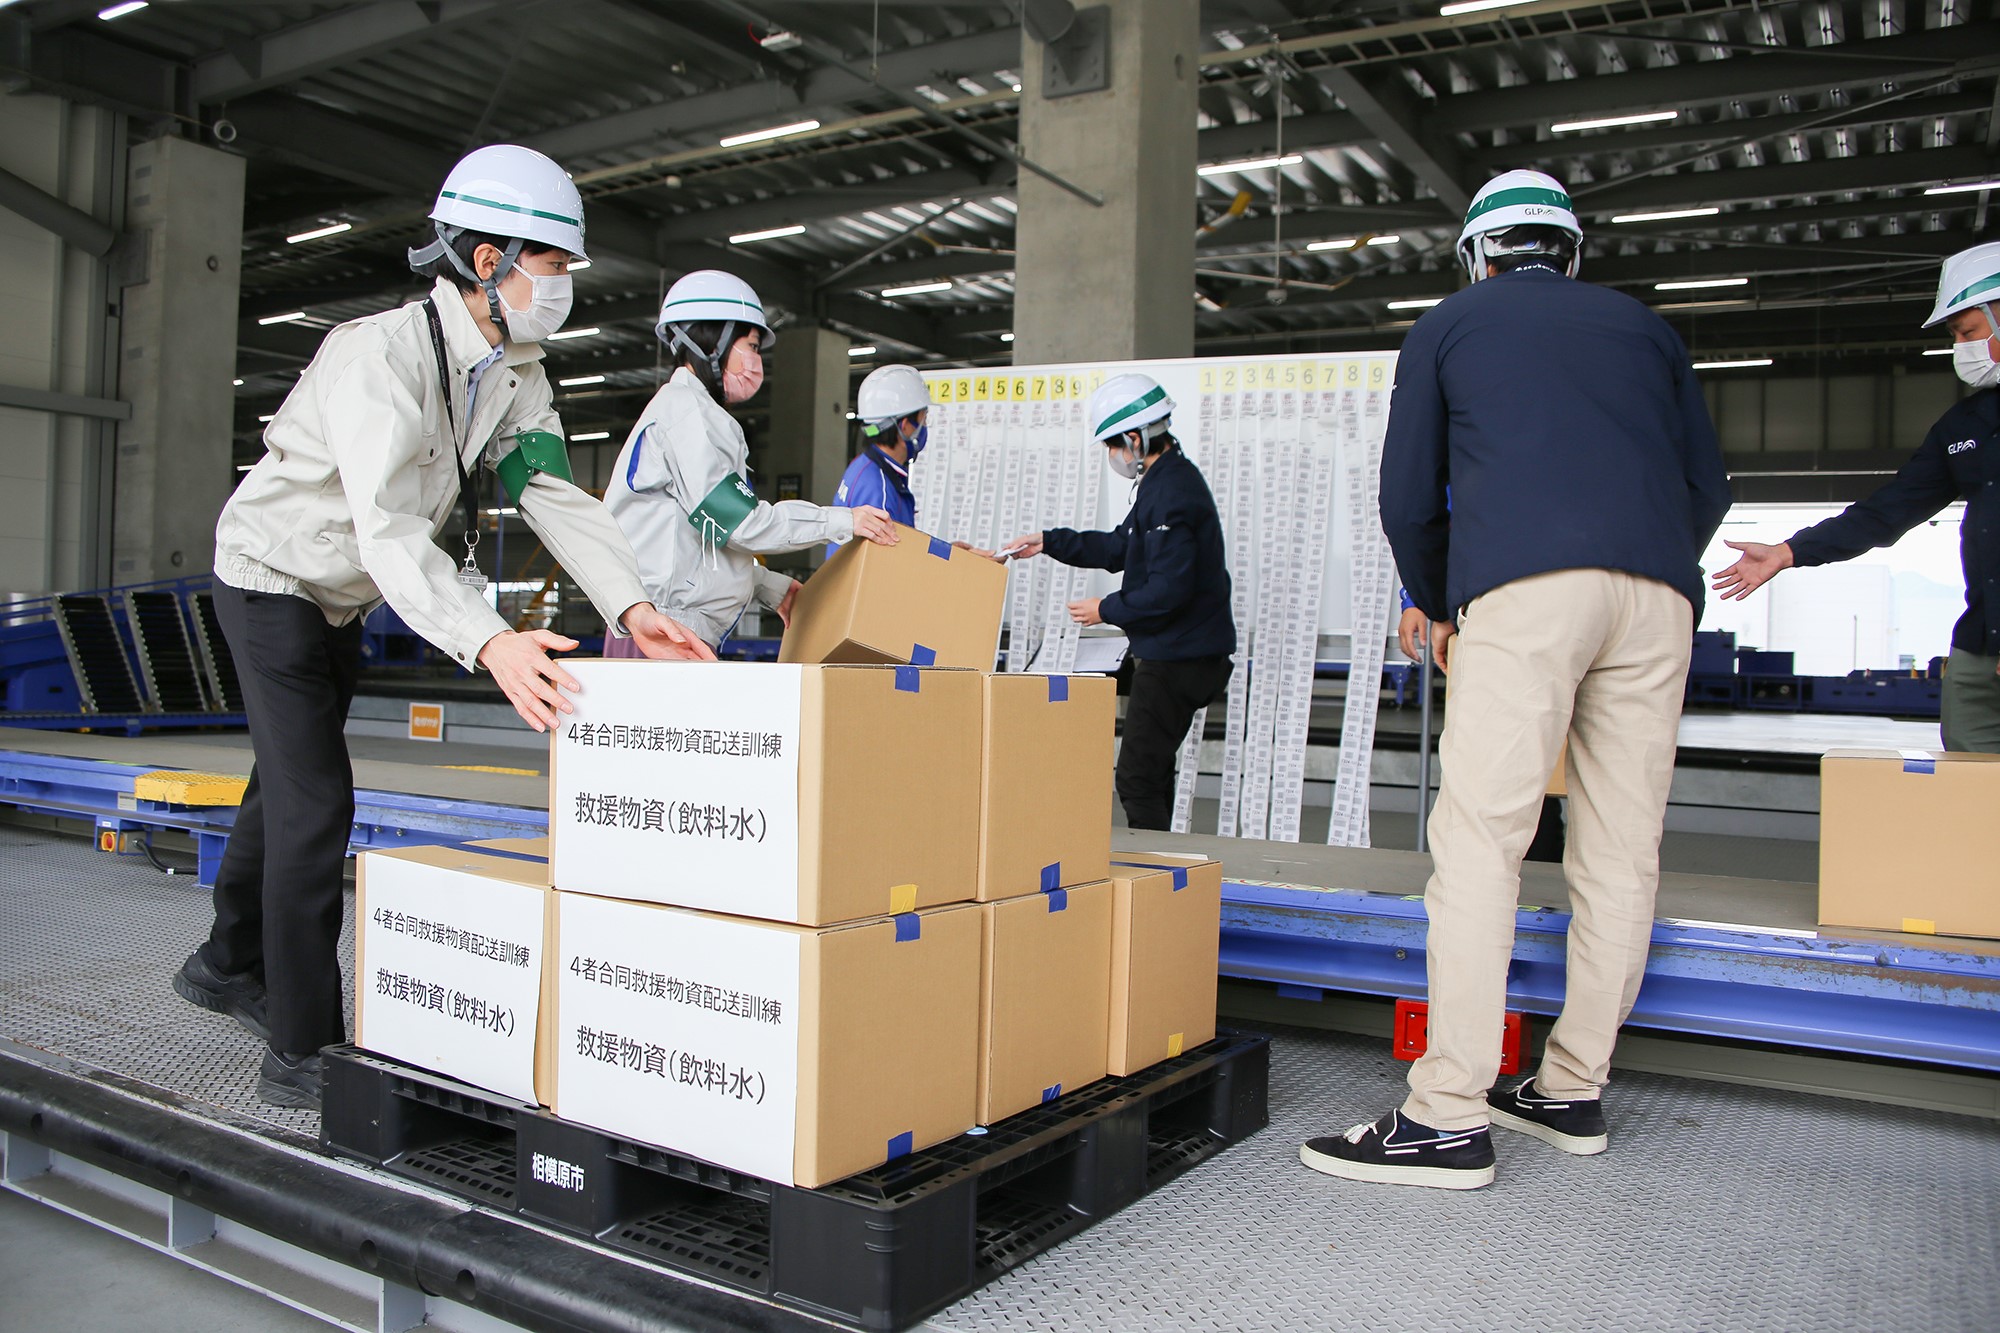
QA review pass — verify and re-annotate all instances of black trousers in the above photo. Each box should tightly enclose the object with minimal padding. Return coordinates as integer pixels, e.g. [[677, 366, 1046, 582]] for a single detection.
[[203, 584, 363, 1055], [1118, 655, 1234, 831]]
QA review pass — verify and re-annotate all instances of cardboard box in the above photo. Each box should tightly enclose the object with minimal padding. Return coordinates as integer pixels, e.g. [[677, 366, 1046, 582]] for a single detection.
[[977, 672, 1115, 900], [551, 661, 980, 925], [976, 883, 1113, 1124], [355, 838, 556, 1104], [550, 891, 981, 1187], [1106, 851, 1223, 1076], [1818, 749, 2000, 939], [779, 523, 1007, 670]]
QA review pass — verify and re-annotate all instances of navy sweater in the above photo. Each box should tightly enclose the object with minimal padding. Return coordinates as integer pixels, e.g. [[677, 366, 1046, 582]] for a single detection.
[[1043, 447, 1236, 661], [1787, 387, 2000, 656], [1379, 263, 1732, 623]]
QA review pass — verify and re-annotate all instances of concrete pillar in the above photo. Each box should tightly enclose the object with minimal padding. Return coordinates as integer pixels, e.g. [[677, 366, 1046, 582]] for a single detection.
[[762, 324, 852, 512], [112, 135, 243, 585], [1013, 0, 1200, 365]]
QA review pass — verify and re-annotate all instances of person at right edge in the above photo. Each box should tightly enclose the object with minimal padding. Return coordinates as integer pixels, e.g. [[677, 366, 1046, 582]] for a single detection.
[[998, 374, 1234, 830], [1712, 242, 2000, 753], [1302, 170, 1730, 1190]]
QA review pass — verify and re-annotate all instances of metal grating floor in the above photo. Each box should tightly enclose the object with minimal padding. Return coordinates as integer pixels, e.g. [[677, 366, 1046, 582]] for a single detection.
[[3, 825, 1997, 1333]]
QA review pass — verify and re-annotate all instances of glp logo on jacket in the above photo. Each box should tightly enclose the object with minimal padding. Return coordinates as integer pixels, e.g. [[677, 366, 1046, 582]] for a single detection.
[[1947, 438, 1978, 456]]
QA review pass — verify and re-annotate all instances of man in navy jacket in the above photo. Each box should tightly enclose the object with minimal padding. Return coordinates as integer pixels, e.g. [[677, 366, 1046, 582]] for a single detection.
[[1000, 374, 1234, 829], [1303, 171, 1730, 1192]]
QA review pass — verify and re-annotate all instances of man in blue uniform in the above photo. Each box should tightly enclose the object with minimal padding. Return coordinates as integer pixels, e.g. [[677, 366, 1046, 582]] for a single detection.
[[1714, 242, 2000, 753], [999, 374, 1235, 830], [1302, 170, 1730, 1190], [827, 363, 927, 558]]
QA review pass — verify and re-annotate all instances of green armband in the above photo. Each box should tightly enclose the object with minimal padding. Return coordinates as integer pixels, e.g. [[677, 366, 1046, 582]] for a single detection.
[[688, 471, 759, 547], [495, 429, 575, 505]]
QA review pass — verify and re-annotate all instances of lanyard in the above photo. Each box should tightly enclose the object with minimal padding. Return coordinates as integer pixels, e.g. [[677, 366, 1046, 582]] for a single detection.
[[423, 297, 489, 590]]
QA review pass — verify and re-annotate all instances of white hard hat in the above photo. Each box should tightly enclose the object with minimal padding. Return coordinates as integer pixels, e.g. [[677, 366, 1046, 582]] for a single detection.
[[1924, 241, 2000, 328], [856, 364, 930, 426], [426, 144, 588, 260], [1457, 169, 1583, 282], [1088, 373, 1174, 443], [655, 269, 776, 347]]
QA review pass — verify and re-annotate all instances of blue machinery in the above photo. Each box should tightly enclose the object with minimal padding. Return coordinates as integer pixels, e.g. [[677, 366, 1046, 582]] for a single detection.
[[4, 743, 1995, 1075]]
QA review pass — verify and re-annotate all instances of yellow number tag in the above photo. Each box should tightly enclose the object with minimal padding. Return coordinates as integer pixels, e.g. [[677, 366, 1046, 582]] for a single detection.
[[955, 378, 972, 401], [1370, 361, 1388, 387], [1031, 376, 1049, 400], [974, 376, 992, 401], [1221, 367, 1237, 390]]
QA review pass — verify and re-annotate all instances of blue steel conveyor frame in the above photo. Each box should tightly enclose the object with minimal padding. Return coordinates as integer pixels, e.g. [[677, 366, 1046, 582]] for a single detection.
[[3, 746, 1996, 1073]]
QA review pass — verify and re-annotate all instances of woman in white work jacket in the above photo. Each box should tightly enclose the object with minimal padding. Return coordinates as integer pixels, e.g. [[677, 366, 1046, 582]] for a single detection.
[[603, 270, 899, 654], [177, 145, 713, 1111]]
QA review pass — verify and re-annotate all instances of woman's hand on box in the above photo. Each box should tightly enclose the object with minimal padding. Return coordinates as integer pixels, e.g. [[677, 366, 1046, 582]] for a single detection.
[[478, 629, 582, 733], [774, 579, 800, 626], [620, 604, 718, 662], [850, 506, 901, 546]]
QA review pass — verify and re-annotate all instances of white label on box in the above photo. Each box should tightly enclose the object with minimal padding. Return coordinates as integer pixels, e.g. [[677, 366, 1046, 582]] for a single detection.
[[361, 855, 545, 1103], [553, 663, 805, 920], [555, 896, 803, 1181]]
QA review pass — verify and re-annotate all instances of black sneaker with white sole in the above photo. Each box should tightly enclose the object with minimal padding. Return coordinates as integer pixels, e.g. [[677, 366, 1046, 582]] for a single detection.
[[1487, 1077, 1608, 1155], [258, 1048, 324, 1111], [173, 949, 271, 1043], [1300, 1110, 1495, 1190]]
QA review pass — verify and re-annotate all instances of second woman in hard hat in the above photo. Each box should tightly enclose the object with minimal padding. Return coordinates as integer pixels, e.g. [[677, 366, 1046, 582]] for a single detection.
[[826, 363, 931, 558], [604, 271, 898, 653]]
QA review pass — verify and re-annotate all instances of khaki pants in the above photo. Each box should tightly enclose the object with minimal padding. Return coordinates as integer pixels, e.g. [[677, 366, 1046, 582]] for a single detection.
[[1941, 649, 2000, 754], [1404, 569, 1692, 1130]]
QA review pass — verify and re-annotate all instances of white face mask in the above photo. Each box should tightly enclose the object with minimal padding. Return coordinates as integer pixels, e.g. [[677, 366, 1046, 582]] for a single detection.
[[1107, 444, 1141, 480], [498, 268, 573, 344], [1952, 337, 2000, 389]]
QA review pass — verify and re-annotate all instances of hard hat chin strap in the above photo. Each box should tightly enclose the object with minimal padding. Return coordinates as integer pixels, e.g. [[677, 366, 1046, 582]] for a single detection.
[[409, 222, 523, 334], [668, 320, 737, 389]]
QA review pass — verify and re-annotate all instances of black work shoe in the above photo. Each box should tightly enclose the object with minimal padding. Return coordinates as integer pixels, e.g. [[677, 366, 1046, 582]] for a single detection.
[[174, 950, 271, 1043], [258, 1048, 323, 1111], [1300, 1110, 1495, 1190], [1487, 1077, 1608, 1155]]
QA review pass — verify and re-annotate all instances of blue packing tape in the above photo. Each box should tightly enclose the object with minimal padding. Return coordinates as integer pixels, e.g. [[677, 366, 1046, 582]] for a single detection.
[[910, 644, 937, 667], [894, 912, 921, 942], [1112, 859, 1189, 891], [1039, 862, 1060, 893], [1046, 888, 1068, 913], [1047, 674, 1068, 702], [895, 666, 921, 693], [886, 1130, 914, 1161], [1903, 758, 1937, 775], [448, 842, 548, 865], [1041, 1084, 1062, 1104], [927, 535, 952, 559]]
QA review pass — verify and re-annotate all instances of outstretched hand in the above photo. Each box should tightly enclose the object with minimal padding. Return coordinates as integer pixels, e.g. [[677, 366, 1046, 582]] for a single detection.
[[1711, 540, 1793, 601]]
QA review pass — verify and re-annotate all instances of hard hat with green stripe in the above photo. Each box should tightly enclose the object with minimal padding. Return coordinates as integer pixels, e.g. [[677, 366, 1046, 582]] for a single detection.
[[654, 270, 776, 349], [419, 144, 588, 261], [1456, 169, 1583, 283], [1924, 241, 2000, 329], [1088, 373, 1175, 443]]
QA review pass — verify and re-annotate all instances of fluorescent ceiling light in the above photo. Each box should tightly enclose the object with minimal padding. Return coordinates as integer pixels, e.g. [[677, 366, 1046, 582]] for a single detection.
[[846, 411, 858, 420], [1000, 333, 1015, 342], [558, 374, 606, 387], [730, 224, 806, 244], [1655, 277, 1749, 291], [546, 326, 600, 341], [1551, 110, 1678, 134], [1922, 347, 1954, 356], [1691, 358, 1773, 370], [569, 259, 591, 270], [1386, 297, 1447, 310], [1438, 0, 1518, 15], [286, 221, 352, 244], [1366, 234, 1403, 246], [97, 1, 146, 18], [483, 507, 519, 517], [1612, 207, 1721, 224], [571, 430, 612, 440], [848, 345, 878, 357], [257, 414, 276, 422], [257, 311, 306, 325], [1307, 238, 1359, 252], [1925, 179, 2000, 196], [718, 119, 820, 148], [236, 464, 254, 472], [881, 281, 953, 298], [1198, 154, 1303, 177], [231, 378, 244, 386]]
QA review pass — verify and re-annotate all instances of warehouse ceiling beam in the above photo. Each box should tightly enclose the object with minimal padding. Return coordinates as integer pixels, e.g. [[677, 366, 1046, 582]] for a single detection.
[[1315, 65, 1471, 215], [525, 25, 1023, 161], [1580, 144, 1998, 213], [191, 0, 545, 105]]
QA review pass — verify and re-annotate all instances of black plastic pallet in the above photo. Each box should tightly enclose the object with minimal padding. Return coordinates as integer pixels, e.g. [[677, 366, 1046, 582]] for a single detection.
[[52, 594, 145, 714], [126, 591, 209, 713], [187, 591, 244, 712], [324, 1033, 1269, 1331]]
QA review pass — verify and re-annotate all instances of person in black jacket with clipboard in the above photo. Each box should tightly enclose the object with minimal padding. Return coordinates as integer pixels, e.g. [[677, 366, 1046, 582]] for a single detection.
[[998, 374, 1234, 830]]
